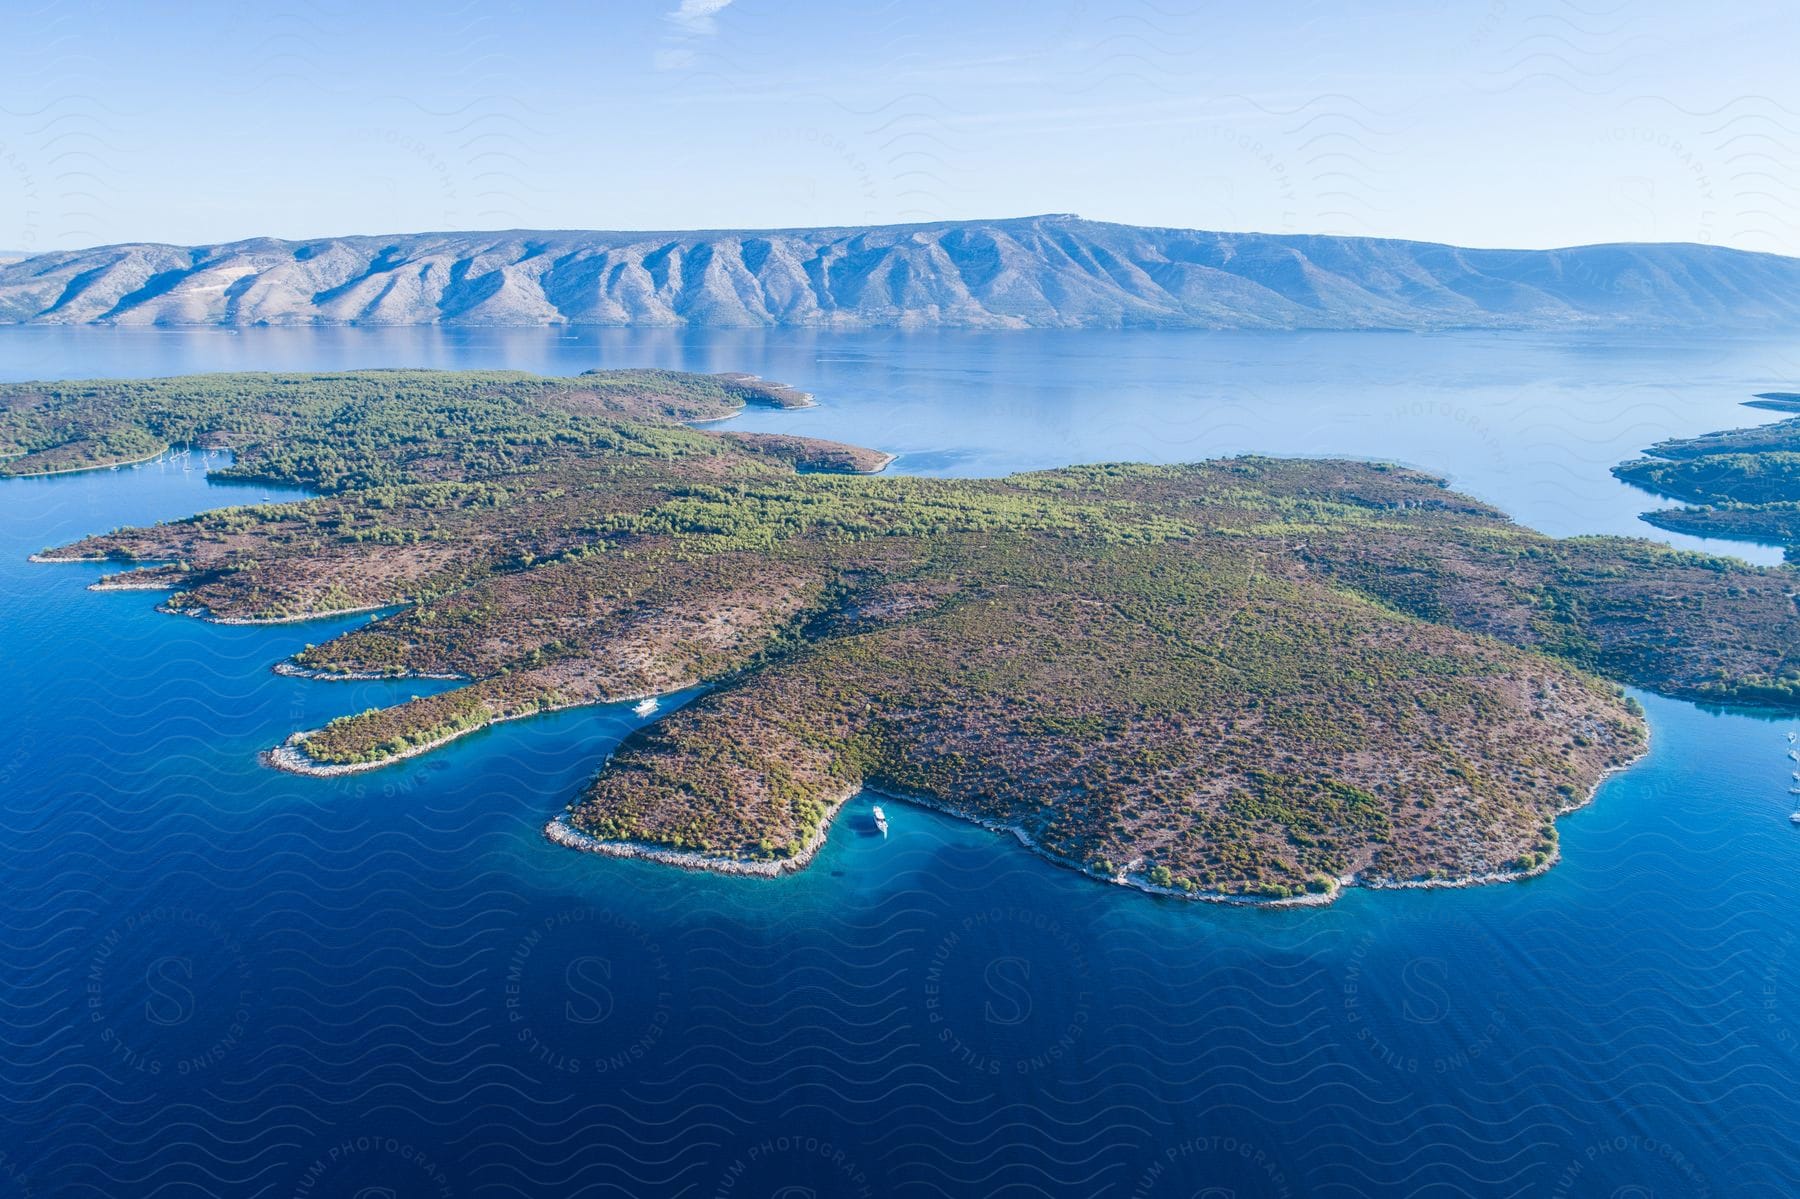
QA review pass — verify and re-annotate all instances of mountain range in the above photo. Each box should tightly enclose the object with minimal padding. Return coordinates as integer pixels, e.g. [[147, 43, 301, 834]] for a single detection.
[[4, 215, 1799, 331]]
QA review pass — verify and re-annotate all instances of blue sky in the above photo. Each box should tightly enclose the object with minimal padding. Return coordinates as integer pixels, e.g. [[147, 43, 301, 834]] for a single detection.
[[2, 0, 1796, 254]]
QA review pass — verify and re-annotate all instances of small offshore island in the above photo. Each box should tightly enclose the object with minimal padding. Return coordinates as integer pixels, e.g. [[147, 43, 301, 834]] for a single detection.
[[10, 369, 1800, 903]]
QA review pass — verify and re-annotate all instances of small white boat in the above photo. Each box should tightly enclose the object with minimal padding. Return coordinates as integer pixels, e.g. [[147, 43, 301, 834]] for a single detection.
[[633, 697, 659, 717], [1789, 811, 1800, 825], [872, 805, 888, 836]]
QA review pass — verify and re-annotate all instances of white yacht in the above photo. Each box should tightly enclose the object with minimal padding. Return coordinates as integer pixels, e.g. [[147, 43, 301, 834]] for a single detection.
[[872, 805, 889, 836], [633, 697, 659, 717]]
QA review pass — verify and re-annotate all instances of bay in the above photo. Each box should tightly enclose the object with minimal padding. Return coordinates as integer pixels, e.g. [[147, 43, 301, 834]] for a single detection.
[[0, 327, 1795, 1196]]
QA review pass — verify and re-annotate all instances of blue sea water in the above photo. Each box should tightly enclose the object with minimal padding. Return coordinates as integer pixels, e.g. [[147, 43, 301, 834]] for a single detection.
[[2, 328, 1800, 1196]]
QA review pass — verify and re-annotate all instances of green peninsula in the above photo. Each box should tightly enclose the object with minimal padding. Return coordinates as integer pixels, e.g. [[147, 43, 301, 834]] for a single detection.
[[16, 370, 1800, 901], [1614, 396, 1800, 568]]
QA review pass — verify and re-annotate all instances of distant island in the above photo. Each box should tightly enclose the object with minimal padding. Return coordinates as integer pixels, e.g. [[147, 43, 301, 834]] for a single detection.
[[12, 369, 1800, 902], [8, 216, 1800, 331]]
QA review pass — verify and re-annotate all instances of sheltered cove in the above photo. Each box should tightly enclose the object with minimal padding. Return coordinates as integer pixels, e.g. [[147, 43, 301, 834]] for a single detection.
[[539, 735, 1650, 906]]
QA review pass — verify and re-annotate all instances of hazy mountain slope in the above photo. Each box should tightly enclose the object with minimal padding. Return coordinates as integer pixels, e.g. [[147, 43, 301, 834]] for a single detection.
[[4, 215, 1799, 330]]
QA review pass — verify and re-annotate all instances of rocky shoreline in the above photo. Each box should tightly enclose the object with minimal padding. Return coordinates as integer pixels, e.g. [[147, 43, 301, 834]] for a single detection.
[[29, 554, 401, 625], [867, 735, 1649, 906], [543, 776, 1341, 903], [687, 375, 818, 426], [543, 734, 1650, 907], [162, 601, 393, 626], [544, 784, 856, 876], [1361, 731, 1650, 895], [8, 444, 174, 479], [88, 576, 175, 591], [264, 686, 682, 778], [262, 712, 521, 776], [271, 661, 469, 682], [263, 703, 555, 776], [861, 782, 1345, 907], [261, 729, 435, 777]]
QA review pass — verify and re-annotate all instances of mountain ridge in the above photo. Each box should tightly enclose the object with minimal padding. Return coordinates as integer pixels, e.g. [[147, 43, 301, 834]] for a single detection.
[[5, 214, 1798, 330]]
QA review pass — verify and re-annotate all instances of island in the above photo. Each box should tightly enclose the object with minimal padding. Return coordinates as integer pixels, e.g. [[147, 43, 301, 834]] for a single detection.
[[14, 370, 1800, 902], [1614, 392, 1800, 572]]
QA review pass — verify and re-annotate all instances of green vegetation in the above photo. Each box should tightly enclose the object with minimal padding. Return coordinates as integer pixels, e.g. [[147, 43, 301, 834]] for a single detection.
[[1614, 452, 1800, 507], [0, 368, 810, 489], [1640, 504, 1800, 562], [1614, 396, 1800, 560], [25, 370, 1800, 899], [1640, 414, 1800, 461]]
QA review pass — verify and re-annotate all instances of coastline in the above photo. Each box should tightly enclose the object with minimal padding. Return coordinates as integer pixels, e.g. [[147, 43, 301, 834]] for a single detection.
[[4, 444, 175, 479], [271, 661, 469, 682], [687, 400, 820, 427], [686, 375, 891, 473], [88, 567, 190, 591], [686, 376, 820, 426], [263, 685, 676, 777], [26, 554, 398, 625], [91, 577, 180, 591], [161, 600, 393, 626], [794, 448, 899, 475], [1359, 730, 1651, 894], [17, 400, 1657, 909], [860, 781, 1341, 908], [262, 715, 521, 777], [869, 730, 1651, 906], [543, 783, 857, 877], [543, 728, 1652, 907]]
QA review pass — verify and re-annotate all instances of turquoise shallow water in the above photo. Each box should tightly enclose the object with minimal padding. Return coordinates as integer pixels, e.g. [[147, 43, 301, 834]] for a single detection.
[[2, 330, 1799, 1196]]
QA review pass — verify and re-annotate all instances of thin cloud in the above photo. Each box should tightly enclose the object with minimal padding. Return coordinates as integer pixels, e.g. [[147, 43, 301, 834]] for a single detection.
[[666, 0, 734, 36]]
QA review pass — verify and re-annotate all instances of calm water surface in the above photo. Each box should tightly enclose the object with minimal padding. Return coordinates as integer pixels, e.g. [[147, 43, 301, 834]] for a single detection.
[[2, 328, 1798, 1196], [9, 323, 1800, 558]]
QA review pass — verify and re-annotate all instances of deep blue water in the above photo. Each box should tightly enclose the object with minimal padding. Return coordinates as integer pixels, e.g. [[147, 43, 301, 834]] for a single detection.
[[3, 329, 1800, 1196]]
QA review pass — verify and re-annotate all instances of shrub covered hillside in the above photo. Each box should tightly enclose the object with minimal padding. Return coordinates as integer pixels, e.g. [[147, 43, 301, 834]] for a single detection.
[[0, 368, 828, 484], [24, 371, 1800, 900]]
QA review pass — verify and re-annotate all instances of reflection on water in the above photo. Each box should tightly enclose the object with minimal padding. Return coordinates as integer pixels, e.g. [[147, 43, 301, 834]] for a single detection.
[[4, 323, 1797, 562]]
